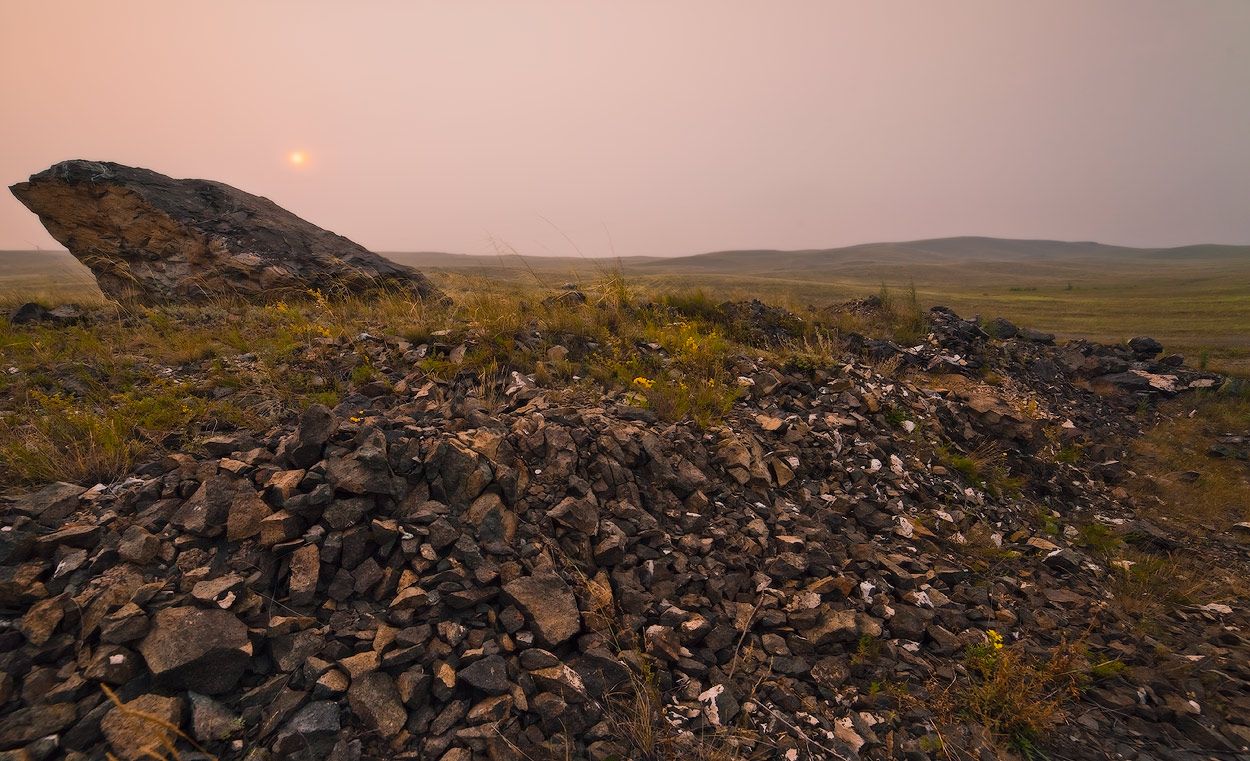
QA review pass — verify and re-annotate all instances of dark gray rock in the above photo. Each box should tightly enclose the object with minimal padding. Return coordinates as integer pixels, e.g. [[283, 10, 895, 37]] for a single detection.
[[10, 160, 444, 305], [987, 316, 1018, 339], [137, 606, 251, 694], [1018, 327, 1056, 344], [0, 703, 77, 748], [458, 655, 511, 695], [279, 404, 337, 468], [18, 481, 85, 525], [274, 701, 340, 757], [189, 692, 243, 743], [1128, 336, 1164, 358]]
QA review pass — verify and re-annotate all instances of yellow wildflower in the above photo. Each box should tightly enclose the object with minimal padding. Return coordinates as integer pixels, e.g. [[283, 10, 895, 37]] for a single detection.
[[987, 629, 1004, 650], [633, 377, 655, 389]]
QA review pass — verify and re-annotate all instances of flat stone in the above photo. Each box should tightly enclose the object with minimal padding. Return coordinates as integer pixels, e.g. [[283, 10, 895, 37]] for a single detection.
[[458, 655, 511, 695], [137, 606, 251, 694], [190, 574, 245, 609], [19, 481, 85, 525], [502, 572, 582, 647], [0, 703, 77, 747], [274, 700, 340, 757]]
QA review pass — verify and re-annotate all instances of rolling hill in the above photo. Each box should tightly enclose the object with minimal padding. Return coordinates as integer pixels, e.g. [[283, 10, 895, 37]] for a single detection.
[[4, 237, 1249, 371]]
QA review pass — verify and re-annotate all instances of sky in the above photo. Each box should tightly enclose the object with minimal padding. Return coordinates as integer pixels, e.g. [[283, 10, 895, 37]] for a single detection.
[[2, 1, 1248, 257]]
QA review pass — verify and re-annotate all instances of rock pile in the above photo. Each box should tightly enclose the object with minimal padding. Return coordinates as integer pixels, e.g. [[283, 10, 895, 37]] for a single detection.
[[1, 304, 1246, 760], [9, 160, 444, 305]]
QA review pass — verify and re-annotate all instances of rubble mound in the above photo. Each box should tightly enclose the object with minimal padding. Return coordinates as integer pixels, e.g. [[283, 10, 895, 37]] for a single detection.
[[1, 304, 1247, 761], [9, 160, 444, 305]]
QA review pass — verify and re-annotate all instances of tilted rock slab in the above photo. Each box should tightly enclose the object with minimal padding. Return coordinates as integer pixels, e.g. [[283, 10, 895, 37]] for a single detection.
[[10, 159, 444, 304]]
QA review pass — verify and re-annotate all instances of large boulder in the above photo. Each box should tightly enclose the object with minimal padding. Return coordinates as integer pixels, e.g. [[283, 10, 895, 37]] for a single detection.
[[9, 159, 444, 305]]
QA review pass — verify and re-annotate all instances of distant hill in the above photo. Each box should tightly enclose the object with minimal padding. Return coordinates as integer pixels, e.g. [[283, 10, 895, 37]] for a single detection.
[[9, 238, 1248, 280], [381, 237, 1250, 275], [4, 239, 1248, 364], [628, 237, 1250, 275]]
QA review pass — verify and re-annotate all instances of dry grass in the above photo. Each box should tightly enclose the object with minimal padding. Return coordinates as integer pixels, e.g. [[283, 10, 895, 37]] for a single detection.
[[1106, 551, 1211, 630], [1128, 388, 1250, 534], [0, 279, 769, 487], [99, 684, 209, 761], [1094, 387, 1250, 635], [913, 637, 1090, 759], [600, 664, 771, 761]]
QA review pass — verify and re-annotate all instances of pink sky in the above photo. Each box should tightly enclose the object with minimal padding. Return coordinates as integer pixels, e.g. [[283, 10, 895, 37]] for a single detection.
[[2, 1, 1248, 256]]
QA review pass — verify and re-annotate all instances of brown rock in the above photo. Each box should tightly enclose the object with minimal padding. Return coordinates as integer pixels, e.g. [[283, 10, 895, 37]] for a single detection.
[[259, 510, 304, 546], [339, 650, 381, 679], [226, 490, 272, 541], [18, 595, 63, 646], [117, 525, 160, 565], [100, 602, 150, 644], [288, 543, 321, 605], [190, 574, 245, 608], [502, 572, 582, 647], [100, 693, 184, 761], [347, 671, 406, 738]]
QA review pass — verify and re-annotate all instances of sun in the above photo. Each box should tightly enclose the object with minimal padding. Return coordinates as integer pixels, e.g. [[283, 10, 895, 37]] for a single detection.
[[288, 151, 307, 166]]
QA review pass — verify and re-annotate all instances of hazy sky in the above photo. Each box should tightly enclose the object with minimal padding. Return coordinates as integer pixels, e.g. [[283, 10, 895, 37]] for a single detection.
[[3, 2, 1248, 256]]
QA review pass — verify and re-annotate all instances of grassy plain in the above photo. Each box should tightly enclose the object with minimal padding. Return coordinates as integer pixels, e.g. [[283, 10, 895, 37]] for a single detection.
[[3, 236, 1249, 374], [403, 237, 1250, 374]]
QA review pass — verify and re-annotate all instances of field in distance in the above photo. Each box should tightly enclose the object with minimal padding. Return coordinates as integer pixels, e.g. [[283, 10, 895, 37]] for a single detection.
[[4, 235, 1248, 374]]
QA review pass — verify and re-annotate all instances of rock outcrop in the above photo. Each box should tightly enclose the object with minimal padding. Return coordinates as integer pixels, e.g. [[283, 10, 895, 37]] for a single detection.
[[9, 160, 443, 305], [0, 302, 1244, 760]]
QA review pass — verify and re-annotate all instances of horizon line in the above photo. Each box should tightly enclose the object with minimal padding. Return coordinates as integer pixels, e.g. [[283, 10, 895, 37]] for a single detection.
[[4, 234, 1250, 260]]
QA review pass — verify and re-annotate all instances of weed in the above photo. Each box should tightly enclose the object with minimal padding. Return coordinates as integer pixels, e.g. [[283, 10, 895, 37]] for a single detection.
[[958, 636, 1087, 752], [0, 392, 145, 485], [1075, 523, 1122, 559], [877, 282, 928, 345], [660, 288, 722, 323], [1055, 444, 1083, 464], [938, 442, 1025, 498], [852, 634, 882, 665], [1108, 552, 1206, 629], [1035, 509, 1061, 536], [635, 375, 741, 428], [1088, 658, 1127, 681]]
